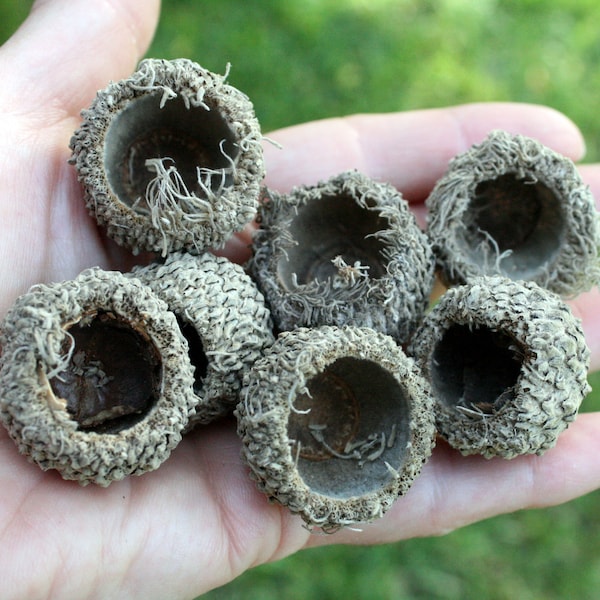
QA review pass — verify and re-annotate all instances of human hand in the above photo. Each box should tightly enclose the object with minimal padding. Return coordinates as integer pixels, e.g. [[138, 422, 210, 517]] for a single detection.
[[2, 1, 600, 599]]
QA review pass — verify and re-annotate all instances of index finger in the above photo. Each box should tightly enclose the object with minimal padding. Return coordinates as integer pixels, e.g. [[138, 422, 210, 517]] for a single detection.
[[263, 102, 586, 201]]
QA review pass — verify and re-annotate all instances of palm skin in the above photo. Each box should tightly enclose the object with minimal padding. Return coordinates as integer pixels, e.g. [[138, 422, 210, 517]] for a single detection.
[[2, 2, 600, 599]]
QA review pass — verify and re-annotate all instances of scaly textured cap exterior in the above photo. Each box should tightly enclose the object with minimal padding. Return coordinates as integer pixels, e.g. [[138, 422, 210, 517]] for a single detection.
[[236, 325, 436, 532], [133, 252, 275, 425], [409, 276, 591, 458], [0, 268, 196, 485], [69, 58, 264, 256], [248, 170, 435, 343], [426, 130, 600, 296]]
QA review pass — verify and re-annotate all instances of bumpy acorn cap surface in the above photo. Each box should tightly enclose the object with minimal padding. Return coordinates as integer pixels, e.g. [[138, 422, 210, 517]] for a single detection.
[[408, 276, 591, 458], [248, 170, 435, 343], [236, 325, 436, 532], [69, 58, 265, 256], [0, 268, 196, 486], [425, 130, 600, 296], [132, 251, 275, 425]]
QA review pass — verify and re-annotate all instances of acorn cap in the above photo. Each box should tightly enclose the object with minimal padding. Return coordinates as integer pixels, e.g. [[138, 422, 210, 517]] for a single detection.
[[132, 251, 275, 425], [425, 130, 600, 296], [0, 268, 196, 485], [69, 58, 265, 256], [248, 170, 435, 344], [408, 276, 591, 458], [235, 325, 436, 532]]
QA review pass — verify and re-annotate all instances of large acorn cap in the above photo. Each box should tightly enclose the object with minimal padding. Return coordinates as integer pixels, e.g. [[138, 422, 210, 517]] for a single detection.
[[0, 268, 196, 486], [425, 130, 600, 296], [69, 58, 265, 256], [248, 170, 435, 344], [409, 276, 591, 458], [236, 325, 436, 532], [132, 251, 275, 425]]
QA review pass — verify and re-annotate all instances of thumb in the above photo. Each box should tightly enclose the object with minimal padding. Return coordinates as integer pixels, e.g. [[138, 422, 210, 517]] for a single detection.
[[0, 0, 161, 118]]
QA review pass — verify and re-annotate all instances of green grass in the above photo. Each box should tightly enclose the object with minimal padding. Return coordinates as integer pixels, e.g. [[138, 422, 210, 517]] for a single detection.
[[2, 1, 600, 598], [147, 0, 600, 162]]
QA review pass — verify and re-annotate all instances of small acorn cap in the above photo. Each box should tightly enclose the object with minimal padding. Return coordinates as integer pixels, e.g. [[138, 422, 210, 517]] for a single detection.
[[0, 268, 196, 486], [425, 130, 600, 296], [132, 251, 275, 425], [248, 170, 435, 344], [408, 276, 591, 459], [235, 325, 436, 532], [69, 58, 265, 256]]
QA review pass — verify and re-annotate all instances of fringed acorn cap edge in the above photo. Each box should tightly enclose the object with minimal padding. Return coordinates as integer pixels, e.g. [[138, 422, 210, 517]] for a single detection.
[[248, 170, 435, 344], [409, 275, 591, 458], [69, 58, 265, 256], [236, 325, 436, 532], [0, 268, 196, 485], [425, 130, 600, 296]]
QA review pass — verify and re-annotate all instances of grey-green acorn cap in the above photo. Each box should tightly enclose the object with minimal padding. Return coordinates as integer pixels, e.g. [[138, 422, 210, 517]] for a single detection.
[[409, 276, 590, 458], [0, 268, 196, 486], [69, 58, 264, 256], [425, 130, 600, 296], [235, 325, 436, 532], [132, 251, 275, 425], [248, 170, 435, 344]]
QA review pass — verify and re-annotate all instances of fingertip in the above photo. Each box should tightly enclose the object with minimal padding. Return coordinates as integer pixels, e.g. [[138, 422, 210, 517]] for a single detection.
[[450, 102, 586, 162]]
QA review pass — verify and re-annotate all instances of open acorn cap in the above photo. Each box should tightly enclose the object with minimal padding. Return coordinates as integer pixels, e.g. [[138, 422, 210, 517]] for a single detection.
[[0, 268, 196, 485], [236, 325, 436, 532], [69, 58, 264, 256], [248, 170, 435, 343], [426, 130, 600, 296], [409, 276, 591, 458], [132, 251, 275, 426]]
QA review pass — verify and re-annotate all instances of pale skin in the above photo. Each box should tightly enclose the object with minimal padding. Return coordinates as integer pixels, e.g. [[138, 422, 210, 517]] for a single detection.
[[3, 1, 600, 598]]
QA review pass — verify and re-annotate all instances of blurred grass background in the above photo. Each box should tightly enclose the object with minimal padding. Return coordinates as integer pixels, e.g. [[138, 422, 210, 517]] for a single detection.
[[3, 1, 600, 598]]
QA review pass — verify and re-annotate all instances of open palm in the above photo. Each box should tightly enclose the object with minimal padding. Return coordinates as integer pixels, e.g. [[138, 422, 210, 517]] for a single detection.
[[3, 2, 600, 599]]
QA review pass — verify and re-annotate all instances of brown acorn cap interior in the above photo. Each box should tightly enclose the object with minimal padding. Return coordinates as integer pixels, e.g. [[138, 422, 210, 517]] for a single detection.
[[175, 315, 208, 393], [104, 93, 238, 210], [430, 324, 525, 415], [277, 194, 389, 289], [287, 356, 409, 498], [50, 312, 162, 434], [463, 173, 565, 279]]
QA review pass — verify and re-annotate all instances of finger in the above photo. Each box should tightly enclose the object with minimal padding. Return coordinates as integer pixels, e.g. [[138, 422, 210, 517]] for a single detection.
[[577, 164, 600, 205], [564, 164, 600, 371], [0, 421, 309, 599], [0, 0, 160, 119], [263, 102, 586, 201], [569, 289, 600, 372], [305, 411, 600, 549]]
